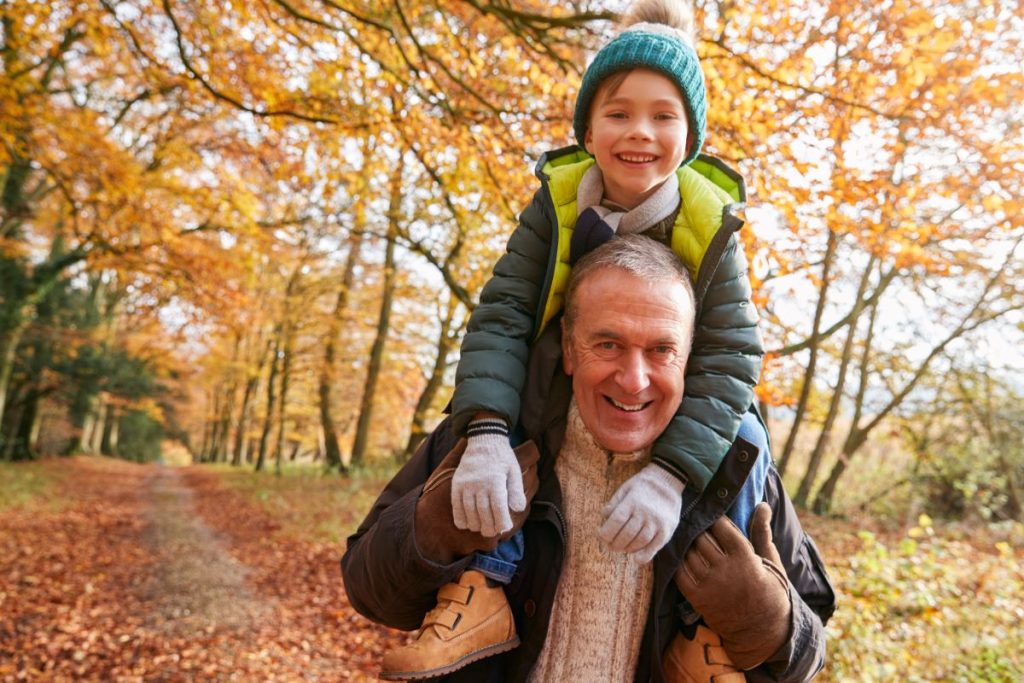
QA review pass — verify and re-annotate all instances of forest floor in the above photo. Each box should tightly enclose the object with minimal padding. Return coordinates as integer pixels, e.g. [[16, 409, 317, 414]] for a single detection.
[[0, 456, 402, 681], [2, 455, 1023, 681]]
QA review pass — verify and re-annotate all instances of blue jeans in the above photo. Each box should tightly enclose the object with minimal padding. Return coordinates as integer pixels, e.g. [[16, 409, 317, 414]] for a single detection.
[[469, 410, 773, 584], [726, 408, 771, 533]]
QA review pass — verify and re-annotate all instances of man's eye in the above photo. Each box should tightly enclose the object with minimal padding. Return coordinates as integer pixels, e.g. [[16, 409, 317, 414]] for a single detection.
[[651, 345, 675, 357], [598, 341, 618, 350]]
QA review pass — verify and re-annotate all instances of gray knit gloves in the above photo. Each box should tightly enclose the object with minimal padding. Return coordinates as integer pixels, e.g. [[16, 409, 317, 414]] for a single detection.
[[451, 418, 527, 538], [599, 463, 685, 563]]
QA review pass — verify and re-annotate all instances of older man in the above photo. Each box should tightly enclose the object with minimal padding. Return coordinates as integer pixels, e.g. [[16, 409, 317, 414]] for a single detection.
[[342, 236, 835, 682]]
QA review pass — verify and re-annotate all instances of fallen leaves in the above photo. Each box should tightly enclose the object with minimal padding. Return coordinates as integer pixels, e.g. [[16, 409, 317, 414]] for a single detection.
[[0, 457, 403, 681]]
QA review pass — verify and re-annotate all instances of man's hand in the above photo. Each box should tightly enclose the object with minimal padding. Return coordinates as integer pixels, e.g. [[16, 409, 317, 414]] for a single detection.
[[415, 439, 539, 564], [599, 463, 684, 563], [674, 502, 792, 670], [451, 418, 527, 538]]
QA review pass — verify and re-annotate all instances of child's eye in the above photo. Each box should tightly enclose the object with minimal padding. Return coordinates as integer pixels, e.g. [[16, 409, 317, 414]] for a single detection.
[[606, 112, 628, 119], [655, 112, 678, 120]]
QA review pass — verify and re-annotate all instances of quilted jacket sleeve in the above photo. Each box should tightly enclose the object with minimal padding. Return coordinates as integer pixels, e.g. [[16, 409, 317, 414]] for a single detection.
[[341, 418, 472, 630], [450, 190, 554, 435], [747, 466, 836, 682], [652, 234, 764, 492]]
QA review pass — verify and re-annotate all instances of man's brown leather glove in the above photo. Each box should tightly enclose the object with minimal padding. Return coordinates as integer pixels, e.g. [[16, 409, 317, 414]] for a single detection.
[[415, 439, 540, 564], [674, 502, 792, 670]]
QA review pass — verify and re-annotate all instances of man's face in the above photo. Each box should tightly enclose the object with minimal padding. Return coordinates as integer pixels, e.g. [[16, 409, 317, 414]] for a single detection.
[[562, 267, 693, 453]]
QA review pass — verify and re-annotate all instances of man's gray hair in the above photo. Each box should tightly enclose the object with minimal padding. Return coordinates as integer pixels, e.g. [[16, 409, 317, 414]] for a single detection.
[[563, 234, 696, 333]]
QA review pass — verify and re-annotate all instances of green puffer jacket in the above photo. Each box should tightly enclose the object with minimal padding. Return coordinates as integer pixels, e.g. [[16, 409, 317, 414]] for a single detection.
[[452, 145, 764, 492]]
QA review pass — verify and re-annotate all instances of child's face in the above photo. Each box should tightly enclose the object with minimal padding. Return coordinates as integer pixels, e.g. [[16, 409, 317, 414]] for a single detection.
[[584, 68, 690, 210]]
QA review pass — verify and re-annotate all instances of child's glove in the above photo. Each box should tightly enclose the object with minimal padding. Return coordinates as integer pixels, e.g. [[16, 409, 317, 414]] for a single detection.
[[451, 419, 527, 538], [416, 438, 540, 564], [599, 463, 684, 563], [674, 502, 792, 670]]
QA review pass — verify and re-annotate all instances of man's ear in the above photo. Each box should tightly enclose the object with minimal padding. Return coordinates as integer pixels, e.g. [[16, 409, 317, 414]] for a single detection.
[[561, 318, 574, 375]]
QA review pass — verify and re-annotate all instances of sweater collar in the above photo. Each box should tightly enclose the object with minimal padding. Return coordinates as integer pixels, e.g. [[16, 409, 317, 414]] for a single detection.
[[576, 165, 680, 236]]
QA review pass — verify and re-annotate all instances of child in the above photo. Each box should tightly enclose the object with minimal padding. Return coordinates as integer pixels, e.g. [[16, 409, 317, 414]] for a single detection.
[[381, 0, 766, 678]]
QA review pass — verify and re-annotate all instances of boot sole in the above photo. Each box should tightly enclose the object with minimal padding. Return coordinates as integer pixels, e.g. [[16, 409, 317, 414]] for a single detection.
[[379, 635, 521, 680]]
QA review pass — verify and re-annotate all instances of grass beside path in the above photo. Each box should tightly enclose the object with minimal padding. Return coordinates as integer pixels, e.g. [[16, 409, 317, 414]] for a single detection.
[[207, 461, 400, 545], [0, 457, 68, 512]]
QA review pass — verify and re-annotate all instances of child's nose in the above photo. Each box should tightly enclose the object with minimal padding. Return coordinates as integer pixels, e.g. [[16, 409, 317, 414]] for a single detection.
[[627, 117, 654, 140]]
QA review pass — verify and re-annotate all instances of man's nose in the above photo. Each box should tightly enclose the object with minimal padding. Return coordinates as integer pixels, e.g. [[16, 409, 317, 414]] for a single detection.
[[615, 349, 651, 395]]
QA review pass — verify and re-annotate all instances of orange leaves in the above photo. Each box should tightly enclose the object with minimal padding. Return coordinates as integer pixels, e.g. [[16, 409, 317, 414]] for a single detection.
[[0, 456, 404, 680]]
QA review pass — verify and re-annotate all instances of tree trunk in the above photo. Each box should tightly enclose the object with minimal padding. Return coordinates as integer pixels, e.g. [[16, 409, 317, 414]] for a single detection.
[[2, 402, 24, 460], [215, 386, 234, 462], [0, 318, 29, 439], [215, 333, 242, 462], [204, 388, 222, 461], [273, 324, 294, 475], [232, 374, 257, 466], [15, 393, 39, 461], [795, 256, 877, 507], [233, 336, 272, 466], [77, 394, 99, 454], [777, 229, 836, 476], [254, 333, 281, 473], [100, 406, 117, 455], [812, 301, 880, 514], [319, 229, 365, 474], [813, 427, 868, 514], [351, 154, 404, 468], [89, 400, 108, 455], [404, 295, 458, 460], [105, 409, 120, 456], [28, 402, 43, 453]]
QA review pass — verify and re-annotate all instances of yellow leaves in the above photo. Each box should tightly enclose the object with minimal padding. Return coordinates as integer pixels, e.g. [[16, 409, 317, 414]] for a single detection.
[[982, 194, 1005, 213], [893, 47, 916, 67], [903, 8, 938, 38]]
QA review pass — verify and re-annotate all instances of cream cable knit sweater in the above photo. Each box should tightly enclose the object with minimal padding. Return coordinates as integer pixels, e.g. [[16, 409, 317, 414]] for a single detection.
[[528, 400, 655, 682]]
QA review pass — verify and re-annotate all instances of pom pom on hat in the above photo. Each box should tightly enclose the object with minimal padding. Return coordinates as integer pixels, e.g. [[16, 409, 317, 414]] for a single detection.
[[573, 2, 706, 166]]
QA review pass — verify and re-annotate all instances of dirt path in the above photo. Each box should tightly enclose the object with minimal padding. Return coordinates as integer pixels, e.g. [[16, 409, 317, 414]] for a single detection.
[[140, 466, 267, 635], [0, 457, 402, 681]]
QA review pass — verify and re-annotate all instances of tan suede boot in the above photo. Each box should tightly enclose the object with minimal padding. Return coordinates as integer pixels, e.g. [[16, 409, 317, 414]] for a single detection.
[[379, 570, 519, 680], [663, 625, 747, 683]]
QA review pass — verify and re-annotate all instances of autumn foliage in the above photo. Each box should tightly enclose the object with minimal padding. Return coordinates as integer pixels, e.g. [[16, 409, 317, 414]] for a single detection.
[[1, 2, 1021, 510]]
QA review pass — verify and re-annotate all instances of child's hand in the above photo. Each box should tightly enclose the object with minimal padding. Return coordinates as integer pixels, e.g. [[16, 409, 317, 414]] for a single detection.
[[451, 419, 526, 538], [599, 463, 684, 563], [416, 439, 539, 564]]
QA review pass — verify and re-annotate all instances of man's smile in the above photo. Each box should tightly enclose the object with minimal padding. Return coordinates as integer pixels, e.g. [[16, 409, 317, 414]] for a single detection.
[[606, 396, 652, 412]]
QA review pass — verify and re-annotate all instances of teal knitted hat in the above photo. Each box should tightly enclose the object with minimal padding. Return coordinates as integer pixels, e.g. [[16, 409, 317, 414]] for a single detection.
[[573, 26, 706, 166]]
